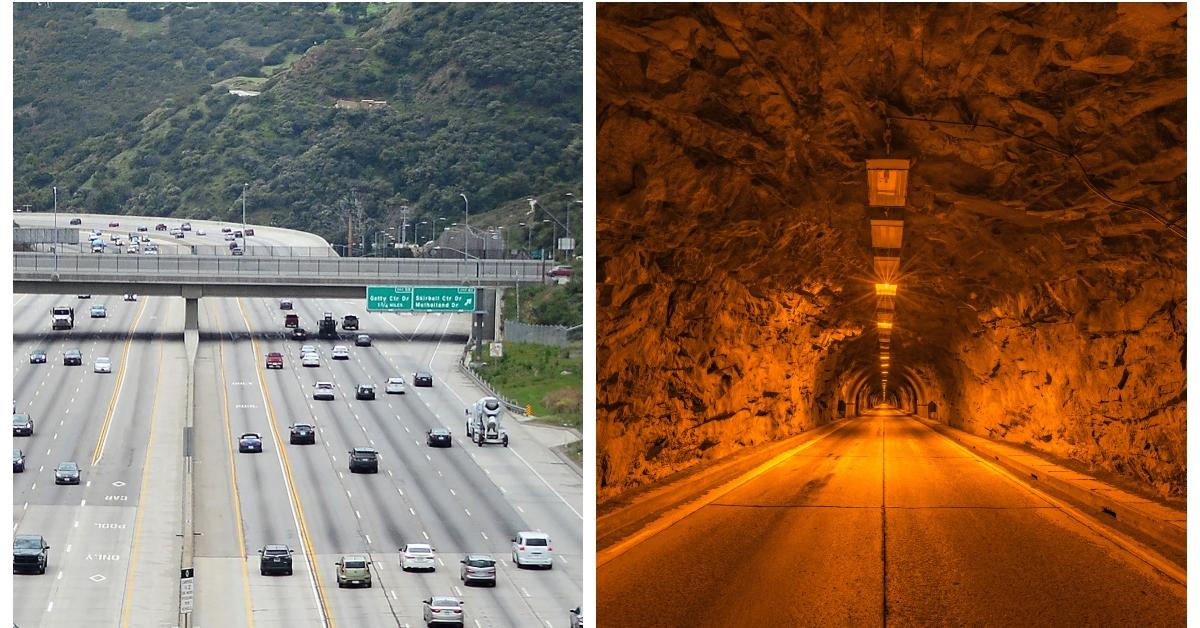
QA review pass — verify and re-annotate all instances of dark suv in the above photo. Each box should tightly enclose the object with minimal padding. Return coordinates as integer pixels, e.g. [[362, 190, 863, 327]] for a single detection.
[[348, 448, 379, 473], [259, 545, 294, 576], [13, 535, 49, 574], [63, 349, 83, 366], [13, 414, 33, 437], [342, 315, 359, 330]]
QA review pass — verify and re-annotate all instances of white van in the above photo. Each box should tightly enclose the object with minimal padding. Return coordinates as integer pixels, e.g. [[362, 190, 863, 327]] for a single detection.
[[511, 531, 553, 569]]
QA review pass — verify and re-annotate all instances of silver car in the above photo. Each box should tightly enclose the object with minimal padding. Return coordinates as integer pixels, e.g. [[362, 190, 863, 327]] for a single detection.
[[94, 357, 112, 373], [422, 596, 464, 626], [459, 554, 496, 586], [302, 352, 320, 368]]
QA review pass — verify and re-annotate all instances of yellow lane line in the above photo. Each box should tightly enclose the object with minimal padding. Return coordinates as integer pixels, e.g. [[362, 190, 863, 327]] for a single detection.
[[235, 297, 336, 627], [598, 419, 855, 567], [119, 340, 166, 627], [212, 306, 257, 628], [92, 297, 150, 466]]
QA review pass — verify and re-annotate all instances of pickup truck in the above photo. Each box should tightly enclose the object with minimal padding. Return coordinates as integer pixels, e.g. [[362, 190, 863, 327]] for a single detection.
[[14, 534, 49, 574]]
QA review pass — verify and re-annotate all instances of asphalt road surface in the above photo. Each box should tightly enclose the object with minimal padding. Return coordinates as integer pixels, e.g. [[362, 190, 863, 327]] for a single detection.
[[598, 410, 1185, 628]]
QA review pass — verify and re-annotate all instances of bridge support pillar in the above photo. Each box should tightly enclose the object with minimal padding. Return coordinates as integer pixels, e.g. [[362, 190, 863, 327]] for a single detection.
[[181, 286, 202, 333]]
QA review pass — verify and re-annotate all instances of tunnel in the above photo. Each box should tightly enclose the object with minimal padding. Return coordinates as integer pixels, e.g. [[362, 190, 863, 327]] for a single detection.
[[595, 2, 1185, 507]]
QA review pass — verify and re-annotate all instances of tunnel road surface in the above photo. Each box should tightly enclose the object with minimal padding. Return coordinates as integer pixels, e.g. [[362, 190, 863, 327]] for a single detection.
[[598, 410, 1185, 628]]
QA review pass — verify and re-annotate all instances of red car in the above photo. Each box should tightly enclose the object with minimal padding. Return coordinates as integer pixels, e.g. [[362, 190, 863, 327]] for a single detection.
[[265, 352, 284, 369], [222, 227, 233, 233], [284, 314, 299, 328], [109, 220, 120, 227], [546, 265, 573, 277]]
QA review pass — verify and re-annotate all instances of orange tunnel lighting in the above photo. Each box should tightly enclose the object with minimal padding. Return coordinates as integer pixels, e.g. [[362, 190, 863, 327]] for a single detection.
[[866, 159, 910, 207], [874, 256, 901, 282], [877, 321, 893, 329], [870, 219, 905, 249], [875, 283, 898, 297]]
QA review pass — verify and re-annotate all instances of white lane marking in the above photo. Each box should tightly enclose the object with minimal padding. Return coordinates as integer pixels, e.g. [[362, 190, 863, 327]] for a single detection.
[[365, 534, 371, 545], [498, 486, 506, 494], [355, 510, 361, 519], [453, 585, 462, 596], [425, 455, 432, 462], [338, 471, 344, 479], [57, 571, 62, 580], [31, 483, 37, 491], [516, 506, 524, 514], [47, 601, 53, 612], [398, 489, 404, 496], [403, 426, 410, 433], [346, 490, 352, 499], [480, 531, 488, 541], [421, 530, 429, 540], [391, 590, 398, 600], [449, 489, 456, 496], [464, 508, 471, 517], [86, 481, 91, 487], [66, 544, 71, 552], [509, 447, 583, 519], [386, 470, 394, 477], [558, 555, 568, 564], [23, 503, 28, 510], [409, 508, 416, 516], [80, 499, 86, 506], [521, 587, 531, 598]]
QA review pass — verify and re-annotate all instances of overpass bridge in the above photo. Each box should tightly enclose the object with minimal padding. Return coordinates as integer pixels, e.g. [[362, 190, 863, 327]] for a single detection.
[[15, 252, 549, 336]]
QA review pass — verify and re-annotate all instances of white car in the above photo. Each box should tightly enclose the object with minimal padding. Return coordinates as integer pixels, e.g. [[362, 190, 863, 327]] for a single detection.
[[301, 352, 320, 368], [385, 377, 406, 395], [196, 228, 206, 236], [94, 357, 112, 374], [331, 346, 350, 360], [511, 531, 553, 569], [299, 344, 316, 356], [400, 543, 437, 571], [224, 233, 236, 241], [313, 382, 335, 401]]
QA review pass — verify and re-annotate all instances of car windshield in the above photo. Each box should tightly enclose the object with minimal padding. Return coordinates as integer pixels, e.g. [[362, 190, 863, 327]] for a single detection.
[[97, 358, 110, 364], [409, 546, 431, 554], [466, 557, 494, 567], [524, 537, 549, 546], [485, 400, 500, 410], [13, 416, 29, 425], [242, 434, 259, 440], [293, 425, 311, 431], [432, 597, 460, 607], [344, 560, 366, 569], [14, 537, 42, 550], [58, 463, 78, 471]]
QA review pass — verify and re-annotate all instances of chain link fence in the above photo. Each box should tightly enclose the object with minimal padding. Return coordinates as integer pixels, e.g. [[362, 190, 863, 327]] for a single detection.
[[502, 320, 582, 346]]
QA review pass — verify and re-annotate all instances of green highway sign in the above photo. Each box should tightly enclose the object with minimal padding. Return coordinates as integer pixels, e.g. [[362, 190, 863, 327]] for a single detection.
[[366, 286, 476, 312]]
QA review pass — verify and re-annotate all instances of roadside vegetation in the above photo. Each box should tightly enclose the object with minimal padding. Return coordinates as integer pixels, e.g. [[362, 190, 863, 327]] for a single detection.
[[476, 342, 582, 432]]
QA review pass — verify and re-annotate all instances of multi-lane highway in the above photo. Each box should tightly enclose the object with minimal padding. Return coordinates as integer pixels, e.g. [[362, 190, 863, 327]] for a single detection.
[[598, 409, 1185, 627], [14, 216, 583, 628]]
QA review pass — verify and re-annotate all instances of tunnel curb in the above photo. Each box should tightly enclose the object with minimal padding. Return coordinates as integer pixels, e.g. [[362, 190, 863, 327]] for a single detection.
[[916, 418, 1186, 558]]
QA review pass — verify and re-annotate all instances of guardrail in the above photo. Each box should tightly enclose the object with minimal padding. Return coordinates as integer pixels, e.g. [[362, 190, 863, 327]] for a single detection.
[[14, 252, 546, 283], [459, 346, 527, 414]]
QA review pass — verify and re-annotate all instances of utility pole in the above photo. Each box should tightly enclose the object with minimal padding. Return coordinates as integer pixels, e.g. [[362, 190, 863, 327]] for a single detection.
[[459, 193, 469, 260]]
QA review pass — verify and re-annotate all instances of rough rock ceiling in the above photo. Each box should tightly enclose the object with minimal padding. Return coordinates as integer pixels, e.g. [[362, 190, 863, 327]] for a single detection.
[[597, 3, 1186, 501]]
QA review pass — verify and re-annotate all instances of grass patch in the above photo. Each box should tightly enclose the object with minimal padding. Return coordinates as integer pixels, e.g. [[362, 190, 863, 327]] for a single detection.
[[93, 8, 168, 37], [212, 76, 270, 91], [476, 342, 581, 430], [262, 52, 302, 76]]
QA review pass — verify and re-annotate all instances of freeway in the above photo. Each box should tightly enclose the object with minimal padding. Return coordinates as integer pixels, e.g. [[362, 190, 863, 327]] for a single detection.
[[598, 409, 1185, 627], [14, 219, 583, 628]]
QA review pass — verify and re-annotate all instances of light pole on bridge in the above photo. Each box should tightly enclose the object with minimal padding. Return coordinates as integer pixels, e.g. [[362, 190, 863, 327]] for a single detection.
[[459, 193, 469, 260]]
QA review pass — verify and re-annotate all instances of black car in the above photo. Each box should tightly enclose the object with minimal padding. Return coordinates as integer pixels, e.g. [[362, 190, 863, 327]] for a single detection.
[[342, 315, 359, 330], [137, 225, 149, 232], [426, 428, 452, 448], [259, 544, 294, 576], [69, 217, 82, 225], [348, 447, 379, 473], [291, 328, 308, 341], [28, 350, 46, 364], [413, 371, 434, 387], [13, 414, 34, 437], [289, 424, 316, 445], [355, 384, 376, 401], [54, 462, 81, 485], [355, 334, 372, 347], [63, 349, 82, 366], [13, 449, 25, 473], [13, 535, 49, 574], [239, 433, 263, 453]]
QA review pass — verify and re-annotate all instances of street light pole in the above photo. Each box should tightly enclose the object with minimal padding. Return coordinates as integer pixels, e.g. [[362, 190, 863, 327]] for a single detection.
[[241, 183, 248, 241], [53, 186, 58, 270], [459, 193, 469, 260]]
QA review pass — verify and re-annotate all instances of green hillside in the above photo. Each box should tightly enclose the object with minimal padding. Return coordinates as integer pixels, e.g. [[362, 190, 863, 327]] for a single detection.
[[14, 3, 582, 245]]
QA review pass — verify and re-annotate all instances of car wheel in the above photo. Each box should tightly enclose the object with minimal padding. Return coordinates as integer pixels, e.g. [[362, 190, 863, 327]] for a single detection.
[[337, 581, 345, 588], [39, 566, 46, 574], [366, 581, 372, 588], [546, 562, 553, 570], [287, 568, 293, 575], [512, 553, 520, 567], [260, 569, 266, 576]]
